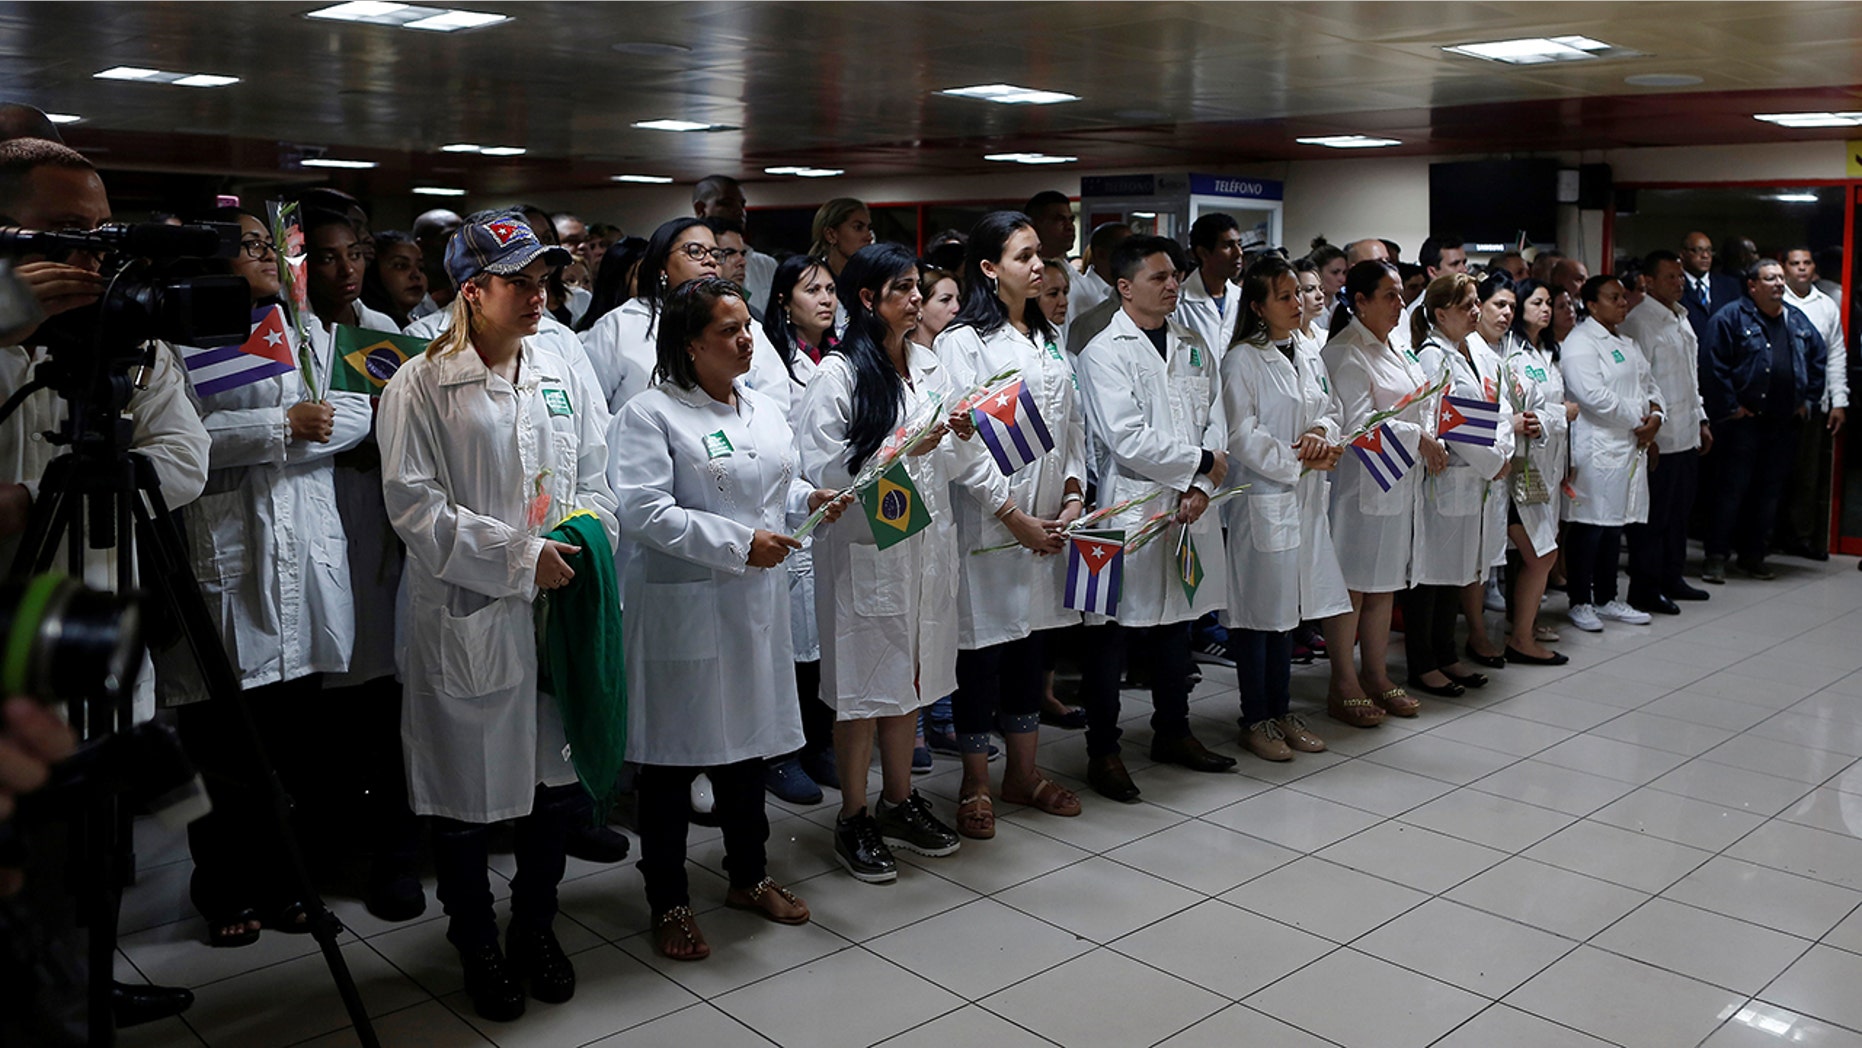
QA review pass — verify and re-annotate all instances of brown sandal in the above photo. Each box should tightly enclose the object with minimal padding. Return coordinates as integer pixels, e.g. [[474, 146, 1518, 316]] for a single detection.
[[653, 905, 710, 962], [1001, 777, 1081, 817], [955, 793, 996, 839], [724, 877, 810, 925], [1372, 687, 1420, 718], [1327, 693, 1386, 728]]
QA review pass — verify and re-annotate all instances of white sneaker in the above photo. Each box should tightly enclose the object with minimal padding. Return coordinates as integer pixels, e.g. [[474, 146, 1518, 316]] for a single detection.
[[1483, 577, 1506, 613], [690, 774, 715, 815], [1596, 600, 1652, 625], [1569, 604, 1603, 632]]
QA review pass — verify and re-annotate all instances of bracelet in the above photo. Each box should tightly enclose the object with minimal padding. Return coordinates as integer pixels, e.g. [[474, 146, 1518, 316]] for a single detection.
[[995, 501, 1017, 520], [1062, 492, 1084, 506]]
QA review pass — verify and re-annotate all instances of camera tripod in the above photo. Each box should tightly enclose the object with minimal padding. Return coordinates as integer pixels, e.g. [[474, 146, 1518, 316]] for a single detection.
[[3, 351, 380, 1048]]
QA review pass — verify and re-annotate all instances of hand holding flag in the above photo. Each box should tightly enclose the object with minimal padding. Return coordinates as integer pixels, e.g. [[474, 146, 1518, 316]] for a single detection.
[[792, 393, 949, 541], [1063, 528, 1124, 615]]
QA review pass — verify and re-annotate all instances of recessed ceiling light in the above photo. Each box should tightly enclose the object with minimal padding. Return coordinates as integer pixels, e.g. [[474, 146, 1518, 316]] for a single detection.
[[1625, 73, 1703, 88], [984, 152, 1078, 165], [1754, 111, 1862, 128], [301, 158, 378, 169], [611, 41, 691, 56], [633, 119, 736, 132], [1131, 211, 1158, 218], [441, 143, 482, 152], [941, 83, 1080, 105], [305, 2, 509, 32], [1443, 35, 1637, 65], [412, 186, 467, 196], [764, 166, 844, 178], [94, 66, 240, 87], [477, 146, 525, 156], [611, 174, 674, 184], [1769, 193, 1820, 203], [1295, 135, 1401, 149], [44, 113, 82, 124]]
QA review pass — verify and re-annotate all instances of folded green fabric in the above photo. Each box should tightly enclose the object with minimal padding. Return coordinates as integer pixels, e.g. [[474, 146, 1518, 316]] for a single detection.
[[538, 511, 626, 822]]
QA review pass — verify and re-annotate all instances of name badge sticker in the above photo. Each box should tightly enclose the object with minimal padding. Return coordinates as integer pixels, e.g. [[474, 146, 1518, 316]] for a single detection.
[[703, 430, 735, 459], [542, 388, 574, 416]]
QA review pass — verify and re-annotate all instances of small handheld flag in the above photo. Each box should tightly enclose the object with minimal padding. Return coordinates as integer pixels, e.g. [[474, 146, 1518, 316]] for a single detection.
[[860, 462, 930, 549], [970, 378, 1055, 475], [1437, 394, 1502, 447], [1064, 529, 1124, 615], [178, 305, 297, 397], [1175, 527, 1203, 603], [331, 325, 426, 394], [1350, 423, 1415, 492]]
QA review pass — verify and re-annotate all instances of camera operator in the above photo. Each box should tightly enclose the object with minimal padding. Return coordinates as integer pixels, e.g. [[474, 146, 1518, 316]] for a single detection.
[[0, 136, 209, 1030]]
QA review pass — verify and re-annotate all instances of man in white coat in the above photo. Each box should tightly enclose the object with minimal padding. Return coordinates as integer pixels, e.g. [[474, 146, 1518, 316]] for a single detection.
[[1069, 221, 1131, 322], [1076, 235, 1236, 802], [1777, 246, 1847, 559], [1174, 212, 1244, 368]]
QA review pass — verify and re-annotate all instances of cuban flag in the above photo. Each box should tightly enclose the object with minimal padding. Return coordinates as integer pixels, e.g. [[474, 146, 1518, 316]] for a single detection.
[[1064, 529, 1124, 616], [1350, 422, 1415, 493], [971, 378, 1055, 476], [178, 305, 296, 397], [1437, 394, 1502, 447]]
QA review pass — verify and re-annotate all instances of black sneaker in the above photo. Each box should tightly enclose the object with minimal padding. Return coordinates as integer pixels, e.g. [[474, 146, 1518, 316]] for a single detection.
[[506, 924, 576, 1004], [875, 790, 960, 857], [1735, 558, 1777, 581], [458, 942, 526, 1022], [834, 808, 898, 883], [1190, 637, 1235, 668]]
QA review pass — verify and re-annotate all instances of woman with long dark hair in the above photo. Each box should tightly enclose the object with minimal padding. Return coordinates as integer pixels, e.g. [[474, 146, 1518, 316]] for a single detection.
[[580, 218, 718, 413], [1321, 260, 1449, 724], [794, 243, 967, 884], [937, 211, 1086, 837], [360, 229, 428, 330], [574, 235, 649, 335], [1504, 278, 1574, 659]]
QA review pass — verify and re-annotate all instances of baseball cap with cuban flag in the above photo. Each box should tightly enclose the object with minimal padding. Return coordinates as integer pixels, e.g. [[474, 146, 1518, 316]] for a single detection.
[[444, 208, 571, 287]]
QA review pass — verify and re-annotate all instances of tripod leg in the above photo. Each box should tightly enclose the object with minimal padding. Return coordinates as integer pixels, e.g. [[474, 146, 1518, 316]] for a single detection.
[[130, 459, 381, 1048]]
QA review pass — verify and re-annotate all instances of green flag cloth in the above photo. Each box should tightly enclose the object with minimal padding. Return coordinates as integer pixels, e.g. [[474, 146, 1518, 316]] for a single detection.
[[1175, 527, 1203, 603], [860, 462, 930, 549], [537, 510, 627, 822], [331, 324, 427, 395]]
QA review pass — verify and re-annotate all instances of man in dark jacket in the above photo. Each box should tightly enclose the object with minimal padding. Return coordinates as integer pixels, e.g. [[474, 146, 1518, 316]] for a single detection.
[[1681, 231, 1743, 339], [1699, 258, 1827, 582]]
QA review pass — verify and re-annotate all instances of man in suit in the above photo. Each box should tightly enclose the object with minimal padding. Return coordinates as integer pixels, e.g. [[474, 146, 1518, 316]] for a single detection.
[[1681, 231, 1741, 338]]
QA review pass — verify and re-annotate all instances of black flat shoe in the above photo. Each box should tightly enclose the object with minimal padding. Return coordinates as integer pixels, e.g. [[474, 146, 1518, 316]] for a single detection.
[[1462, 643, 1506, 669], [1406, 676, 1465, 698], [1148, 734, 1237, 772], [460, 943, 527, 1022], [1443, 669, 1489, 689], [112, 982, 194, 1028], [1630, 595, 1681, 616], [1086, 754, 1141, 803], [1666, 583, 1711, 602], [1505, 645, 1570, 666]]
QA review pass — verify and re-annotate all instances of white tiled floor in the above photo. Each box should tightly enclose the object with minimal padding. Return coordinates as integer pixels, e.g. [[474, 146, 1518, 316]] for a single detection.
[[114, 555, 1862, 1047]]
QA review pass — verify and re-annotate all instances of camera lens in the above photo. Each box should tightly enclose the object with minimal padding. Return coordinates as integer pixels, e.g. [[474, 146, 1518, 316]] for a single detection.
[[0, 575, 141, 704]]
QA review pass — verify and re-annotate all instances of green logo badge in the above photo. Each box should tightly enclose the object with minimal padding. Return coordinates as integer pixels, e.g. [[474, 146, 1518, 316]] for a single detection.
[[702, 430, 734, 459], [1610, 349, 1625, 363], [542, 388, 573, 417], [1189, 345, 1204, 368], [1045, 340, 1063, 360]]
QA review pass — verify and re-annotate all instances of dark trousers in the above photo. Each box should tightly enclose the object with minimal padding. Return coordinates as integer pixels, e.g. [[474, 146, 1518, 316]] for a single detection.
[[783, 661, 835, 758], [635, 759, 767, 915], [324, 675, 421, 877], [1627, 447, 1699, 603], [1401, 585, 1460, 676], [430, 782, 581, 950], [176, 674, 326, 914], [1708, 413, 1801, 562], [1565, 523, 1623, 607], [1232, 628, 1293, 724], [953, 633, 1045, 744], [1777, 410, 1835, 553], [1076, 621, 1193, 757]]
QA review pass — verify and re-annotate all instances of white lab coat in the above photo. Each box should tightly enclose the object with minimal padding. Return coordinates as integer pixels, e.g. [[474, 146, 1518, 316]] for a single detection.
[[379, 338, 618, 823], [1322, 316, 1432, 593], [781, 348, 822, 662], [1175, 274, 1240, 369], [743, 248, 778, 312], [0, 341, 209, 720], [580, 297, 791, 417], [1068, 266, 1113, 323], [325, 300, 404, 688], [1563, 317, 1663, 528], [1504, 337, 1569, 557], [795, 344, 961, 718], [405, 310, 610, 430], [1293, 330, 1351, 617], [1785, 284, 1848, 411], [1219, 337, 1350, 631], [611, 379, 809, 766], [1077, 310, 1229, 628], [156, 321, 371, 706], [1621, 297, 1704, 453], [937, 321, 1085, 648], [1412, 333, 1514, 586]]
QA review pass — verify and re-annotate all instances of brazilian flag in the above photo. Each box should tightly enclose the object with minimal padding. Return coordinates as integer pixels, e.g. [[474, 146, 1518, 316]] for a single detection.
[[860, 462, 930, 549], [331, 325, 427, 395], [1176, 527, 1202, 603]]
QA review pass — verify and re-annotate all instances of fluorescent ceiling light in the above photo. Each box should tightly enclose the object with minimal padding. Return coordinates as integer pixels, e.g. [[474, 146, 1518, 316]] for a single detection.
[[1295, 135, 1401, 149], [301, 158, 378, 169], [984, 152, 1078, 165], [305, 2, 508, 31], [412, 186, 467, 196], [1754, 111, 1862, 128], [94, 66, 239, 87], [476, 146, 526, 156], [44, 113, 82, 124], [1770, 193, 1819, 203], [611, 174, 673, 184], [764, 166, 844, 177], [441, 143, 482, 152], [941, 83, 1080, 105], [1443, 35, 1634, 65], [632, 118, 735, 132]]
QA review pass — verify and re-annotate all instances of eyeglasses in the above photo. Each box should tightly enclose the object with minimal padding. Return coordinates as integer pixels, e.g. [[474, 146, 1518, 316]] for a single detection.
[[239, 237, 278, 260], [674, 242, 727, 262]]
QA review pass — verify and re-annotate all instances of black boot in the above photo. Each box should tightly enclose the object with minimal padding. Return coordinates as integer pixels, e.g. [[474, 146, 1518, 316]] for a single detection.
[[458, 942, 526, 1022], [506, 923, 577, 1004]]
